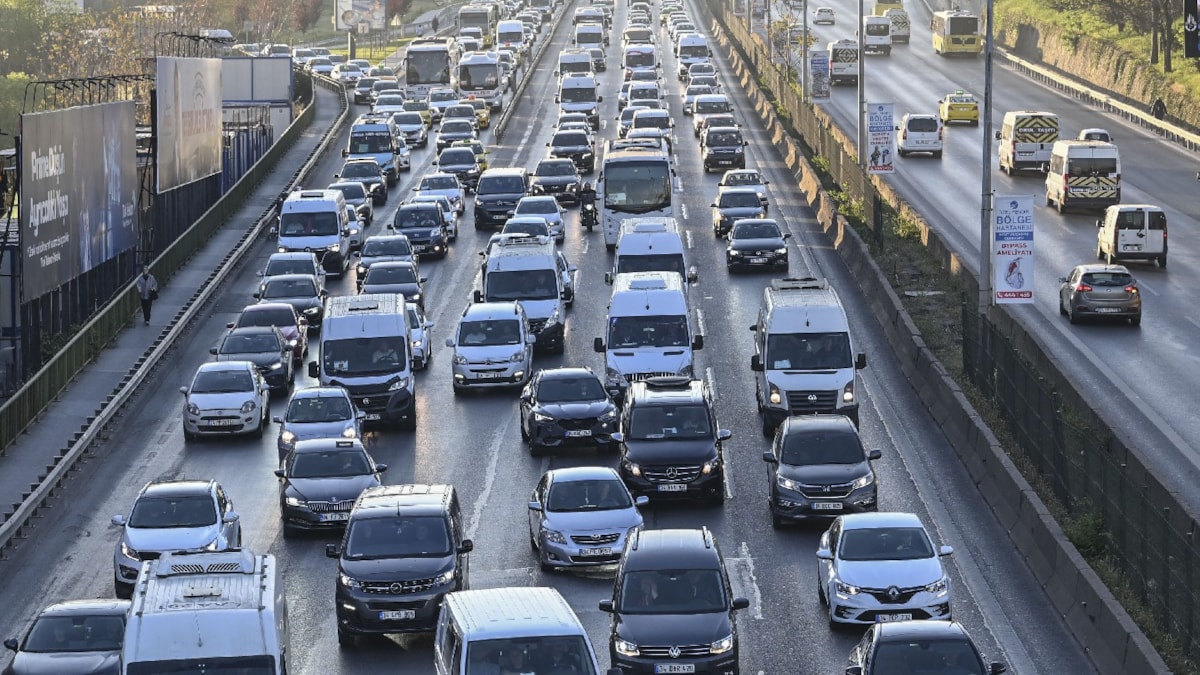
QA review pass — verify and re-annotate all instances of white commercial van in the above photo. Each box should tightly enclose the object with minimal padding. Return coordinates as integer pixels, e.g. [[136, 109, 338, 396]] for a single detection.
[[308, 294, 416, 428], [594, 271, 703, 401], [675, 33, 712, 77], [749, 277, 867, 435], [557, 48, 594, 77], [122, 550, 288, 674], [885, 8, 910, 42], [828, 39, 860, 85], [861, 15, 892, 55], [556, 73, 602, 129], [574, 23, 606, 49], [276, 189, 353, 275], [434, 587, 604, 675], [496, 19, 527, 55], [1045, 139, 1121, 213], [607, 218, 697, 285], [476, 234, 573, 353], [996, 110, 1059, 174], [1096, 204, 1167, 267]]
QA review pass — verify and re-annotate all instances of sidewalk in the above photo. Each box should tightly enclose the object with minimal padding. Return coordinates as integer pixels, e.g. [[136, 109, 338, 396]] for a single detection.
[[0, 84, 343, 520]]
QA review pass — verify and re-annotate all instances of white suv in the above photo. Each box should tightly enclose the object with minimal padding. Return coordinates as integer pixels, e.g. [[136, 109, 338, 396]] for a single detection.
[[445, 302, 536, 392], [896, 113, 943, 158]]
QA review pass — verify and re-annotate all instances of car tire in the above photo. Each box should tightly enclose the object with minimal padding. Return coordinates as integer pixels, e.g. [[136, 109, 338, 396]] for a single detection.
[[528, 439, 545, 457], [337, 627, 355, 648], [1130, 314, 1142, 327], [1059, 297, 1067, 316], [529, 531, 538, 552], [184, 429, 196, 443], [1067, 305, 1079, 324], [933, 151, 942, 159], [281, 520, 296, 539], [115, 582, 133, 600], [1158, 255, 1167, 268], [761, 417, 774, 438], [771, 510, 784, 529], [402, 409, 417, 431], [817, 579, 827, 606]]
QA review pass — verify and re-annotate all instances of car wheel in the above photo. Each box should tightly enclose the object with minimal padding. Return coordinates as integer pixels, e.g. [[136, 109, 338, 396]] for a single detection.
[[115, 581, 133, 600], [529, 530, 538, 552], [255, 416, 265, 438], [1158, 255, 1167, 268], [184, 429, 196, 443], [933, 151, 942, 159], [520, 417, 530, 441], [281, 520, 296, 539], [337, 627, 355, 648], [817, 579, 827, 605], [1130, 314, 1142, 327], [1067, 304, 1079, 324], [761, 417, 774, 438], [771, 510, 784, 529], [1059, 297, 1067, 316], [528, 439, 545, 457]]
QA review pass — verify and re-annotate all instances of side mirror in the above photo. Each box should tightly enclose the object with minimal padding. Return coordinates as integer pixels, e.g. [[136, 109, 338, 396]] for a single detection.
[[420, 277, 428, 283], [598, 599, 615, 612], [762, 451, 778, 463], [994, 130, 1002, 140], [525, 334, 537, 345], [816, 548, 833, 560], [272, 416, 283, 424], [1058, 276, 1070, 283], [445, 337, 455, 348], [687, 266, 698, 282], [610, 431, 624, 443], [988, 663, 1007, 675], [868, 448, 882, 460], [554, 96, 560, 103], [209, 347, 219, 355], [458, 539, 474, 553], [710, 202, 717, 207], [846, 668, 865, 675], [473, 289, 484, 303], [593, 337, 605, 352], [356, 410, 366, 420], [783, 233, 792, 239], [528, 500, 543, 511], [226, 322, 235, 329], [111, 514, 126, 526], [597, 95, 604, 102], [750, 354, 763, 371], [732, 597, 750, 610], [340, 149, 348, 157], [545, 141, 551, 147], [273, 469, 286, 478], [307, 361, 319, 378], [325, 543, 341, 558], [939, 545, 955, 556], [4, 638, 19, 652], [855, 353, 867, 370], [634, 495, 649, 506], [717, 429, 732, 441], [223, 511, 240, 523], [251, 292, 261, 299], [179, 386, 189, 395], [692, 335, 704, 350]]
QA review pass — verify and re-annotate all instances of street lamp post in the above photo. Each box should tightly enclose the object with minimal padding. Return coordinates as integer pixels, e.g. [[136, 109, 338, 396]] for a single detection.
[[978, 0, 995, 313]]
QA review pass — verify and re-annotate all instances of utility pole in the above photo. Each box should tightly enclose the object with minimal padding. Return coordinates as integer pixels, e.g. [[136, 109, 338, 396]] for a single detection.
[[978, 0, 995, 313], [856, 0, 865, 166]]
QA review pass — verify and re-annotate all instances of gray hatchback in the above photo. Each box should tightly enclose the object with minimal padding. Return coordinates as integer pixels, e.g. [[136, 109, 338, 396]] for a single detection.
[[1058, 263, 1141, 326]]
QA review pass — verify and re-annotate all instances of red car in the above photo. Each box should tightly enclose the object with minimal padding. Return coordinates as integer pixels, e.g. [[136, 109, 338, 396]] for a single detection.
[[227, 303, 308, 363]]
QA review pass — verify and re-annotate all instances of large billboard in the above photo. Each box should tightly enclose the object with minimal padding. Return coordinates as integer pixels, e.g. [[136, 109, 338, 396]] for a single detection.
[[20, 101, 139, 301], [335, 0, 385, 31], [156, 56, 223, 192]]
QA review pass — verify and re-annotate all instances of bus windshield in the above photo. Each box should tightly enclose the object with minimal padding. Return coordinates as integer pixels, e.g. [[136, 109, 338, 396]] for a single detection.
[[603, 160, 671, 213], [406, 50, 452, 86]]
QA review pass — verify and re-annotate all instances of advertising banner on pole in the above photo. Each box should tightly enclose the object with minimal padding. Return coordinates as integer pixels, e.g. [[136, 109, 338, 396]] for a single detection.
[[19, 101, 139, 301], [1185, 0, 1200, 58], [808, 49, 830, 100], [866, 102, 895, 174], [156, 56, 223, 192], [992, 194, 1035, 304], [335, 0, 386, 31]]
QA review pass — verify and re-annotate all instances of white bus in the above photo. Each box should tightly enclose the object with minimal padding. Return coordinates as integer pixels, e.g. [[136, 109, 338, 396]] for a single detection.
[[404, 37, 460, 99], [598, 138, 675, 250], [457, 51, 505, 111]]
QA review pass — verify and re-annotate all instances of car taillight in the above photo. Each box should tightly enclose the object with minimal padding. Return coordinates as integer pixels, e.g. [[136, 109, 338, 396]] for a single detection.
[[938, 127, 943, 140], [1125, 285, 1139, 294], [1076, 283, 1092, 292]]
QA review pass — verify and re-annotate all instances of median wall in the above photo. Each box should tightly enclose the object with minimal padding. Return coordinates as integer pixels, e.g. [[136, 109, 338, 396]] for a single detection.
[[705, 1, 1184, 671]]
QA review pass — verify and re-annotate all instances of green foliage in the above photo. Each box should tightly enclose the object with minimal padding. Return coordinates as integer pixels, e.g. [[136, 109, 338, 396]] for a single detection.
[[0, 72, 32, 151]]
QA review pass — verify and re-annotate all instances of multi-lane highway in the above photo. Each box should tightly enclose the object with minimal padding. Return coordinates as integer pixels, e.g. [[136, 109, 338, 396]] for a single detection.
[[0, 1, 1097, 672], [776, 0, 1200, 490]]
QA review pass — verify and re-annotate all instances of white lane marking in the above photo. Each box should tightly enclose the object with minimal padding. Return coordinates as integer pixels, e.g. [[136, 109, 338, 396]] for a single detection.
[[1136, 278, 1159, 296], [685, 229, 694, 249], [581, 236, 590, 256], [705, 366, 718, 401], [731, 542, 765, 620], [516, 107, 538, 149], [466, 415, 513, 541], [680, 203, 689, 221], [695, 307, 707, 337]]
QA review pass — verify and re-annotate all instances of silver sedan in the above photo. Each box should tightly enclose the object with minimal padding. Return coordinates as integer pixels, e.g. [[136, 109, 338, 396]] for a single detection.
[[528, 466, 646, 570]]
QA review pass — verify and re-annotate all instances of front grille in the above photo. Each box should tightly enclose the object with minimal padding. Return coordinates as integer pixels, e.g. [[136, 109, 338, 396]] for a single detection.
[[307, 500, 356, 513], [797, 482, 855, 499], [139, 551, 162, 562], [642, 465, 702, 483], [344, 381, 396, 396], [557, 418, 597, 431], [361, 576, 444, 594], [625, 371, 675, 382], [639, 645, 711, 658], [571, 532, 621, 545], [786, 390, 838, 414], [864, 585, 923, 605]]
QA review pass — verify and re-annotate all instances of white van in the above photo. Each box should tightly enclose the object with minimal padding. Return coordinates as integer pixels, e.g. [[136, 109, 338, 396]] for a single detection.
[[557, 48, 594, 77], [1096, 204, 1167, 267], [496, 19, 527, 55], [750, 277, 867, 435], [1045, 140, 1121, 213], [828, 39, 859, 85], [475, 234, 573, 353], [594, 271, 703, 401], [861, 15, 892, 55], [885, 8, 910, 43], [574, 23, 606, 49], [556, 74, 601, 129], [996, 110, 1059, 174], [675, 33, 712, 77], [123, 551, 288, 674], [434, 587, 603, 675], [608, 217, 697, 285], [276, 189, 352, 275]]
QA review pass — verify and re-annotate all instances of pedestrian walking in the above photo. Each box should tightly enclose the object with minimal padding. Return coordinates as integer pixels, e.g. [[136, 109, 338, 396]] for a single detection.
[[135, 265, 159, 325], [1150, 97, 1167, 121]]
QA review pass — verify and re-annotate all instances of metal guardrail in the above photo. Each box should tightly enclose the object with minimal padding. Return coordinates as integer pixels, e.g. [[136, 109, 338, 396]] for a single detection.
[[0, 74, 351, 552]]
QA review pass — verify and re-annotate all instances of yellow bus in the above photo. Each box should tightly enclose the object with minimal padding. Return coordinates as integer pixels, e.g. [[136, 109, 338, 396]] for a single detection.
[[931, 10, 982, 56], [872, 0, 902, 16]]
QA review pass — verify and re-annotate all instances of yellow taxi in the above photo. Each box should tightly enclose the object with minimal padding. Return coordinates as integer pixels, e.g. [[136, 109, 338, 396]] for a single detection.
[[458, 96, 491, 129], [402, 99, 433, 127], [450, 139, 490, 171], [938, 90, 979, 125]]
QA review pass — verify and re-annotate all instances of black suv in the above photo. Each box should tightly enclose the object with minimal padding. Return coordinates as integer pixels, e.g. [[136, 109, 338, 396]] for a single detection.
[[599, 527, 749, 675], [611, 377, 731, 504], [474, 168, 530, 230], [434, 146, 482, 191], [761, 414, 880, 527], [336, 158, 388, 205], [547, 129, 597, 174], [390, 203, 450, 259], [327, 484, 473, 646], [530, 157, 583, 205], [700, 126, 748, 173]]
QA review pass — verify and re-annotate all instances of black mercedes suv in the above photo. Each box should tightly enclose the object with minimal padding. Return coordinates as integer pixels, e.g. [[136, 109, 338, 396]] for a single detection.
[[599, 527, 749, 675]]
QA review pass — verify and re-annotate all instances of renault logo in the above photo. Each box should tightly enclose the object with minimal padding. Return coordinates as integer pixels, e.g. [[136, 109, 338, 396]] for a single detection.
[[807, 394, 818, 403], [665, 467, 679, 479], [390, 582, 405, 594], [886, 586, 901, 601], [668, 646, 682, 659]]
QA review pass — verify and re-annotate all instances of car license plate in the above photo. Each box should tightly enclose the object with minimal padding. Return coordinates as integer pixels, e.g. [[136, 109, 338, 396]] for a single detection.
[[208, 419, 238, 426], [1095, 307, 1121, 313], [565, 429, 592, 437], [476, 372, 501, 379], [413, 245, 427, 252], [318, 512, 351, 522], [657, 483, 687, 492], [379, 610, 416, 620], [364, 413, 382, 421], [748, 257, 767, 264], [715, 159, 732, 165], [877, 613, 913, 623], [579, 547, 613, 557], [811, 501, 843, 511], [655, 665, 695, 674], [1122, 244, 1142, 251]]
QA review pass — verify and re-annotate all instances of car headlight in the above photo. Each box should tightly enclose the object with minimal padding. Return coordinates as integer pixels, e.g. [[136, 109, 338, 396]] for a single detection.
[[851, 473, 875, 490], [775, 247, 788, 255], [348, 227, 360, 236], [926, 577, 949, 596], [728, 249, 742, 256], [614, 638, 640, 657], [388, 377, 410, 391], [409, 293, 421, 303], [186, 402, 200, 415], [453, 354, 468, 365], [677, 364, 693, 377], [843, 381, 855, 403], [777, 475, 801, 492], [411, 339, 424, 349], [605, 368, 623, 388], [835, 580, 860, 597], [532, 411, 553, 422], [240, 400, 258, 413], [285, 495, 305, 507], [623, 460, 641, 477], [540, 526, 567, 544], [768, 382, 782, 406], [327, 243, 341, 252], [338, 572, 362, 589], [710, 634, 734, 654], [120, 541, 139, 560], [303, 307, 321, 316], [357, 265, 368, 276], [435, 569, 455, 585], [701, 457, 721, 474], [268, 362, 283, 370], [599, 408, 618, 423], [509, 351, 525, 363], [341, 426, 357, 439]]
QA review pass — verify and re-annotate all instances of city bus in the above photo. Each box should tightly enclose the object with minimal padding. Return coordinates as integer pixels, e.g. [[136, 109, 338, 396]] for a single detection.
[[458, 4, 499, 48], [598, 139, 675, 250], [872, 0, 902, 15], [931, 10, 982, 56], [404, 37, 460, 99], [456, 51, 505, 111]]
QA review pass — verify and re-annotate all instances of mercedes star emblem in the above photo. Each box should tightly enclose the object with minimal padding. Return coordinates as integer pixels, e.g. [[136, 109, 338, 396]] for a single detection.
[[665, 467, 679, 479]]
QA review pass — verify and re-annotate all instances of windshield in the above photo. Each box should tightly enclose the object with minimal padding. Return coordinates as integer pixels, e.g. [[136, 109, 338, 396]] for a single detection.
[[23, 615, 125, 653], [537, 161, 576, 177], [634, 114, 669, 130], [280, 212, 339, 237], [394, 208, 441, 229], [732, 221, 781, 238], [356, 78, 378, 90], [362, 238, 411, 257], [128, 494, 217, 528], [262, 277, 317, 299], [781, 430, 865, 465], [695, 100, 730, 114], [421, 175, 458, 190], [340, 162, 381, 180], [764, 332, 852, 370], [839, 526, 935, 561], [460, 63, 500, 89], [286, 395, 353, 423], [630, 87, 658, 100], [618, 569, 726, 613], [608, 314, 688, 348], [478, 176, 526, 194], [873, 641, 984, 674], [406, 49, 452, 85], [603, 160, 671, 213], [560, 87, 597, 103], [485, 270, 558, 301], [290, 449, 372, 478], [365, 265, 418, 284], [221, 333, 280, 354], [466, 638, 597, 675], [127, 656, 276, 675], [723, 172, 762, 187], [707, 131, 743, 147], [321, 337, 410, 376], [616, 254, 686, 278], [458, 319, 523, 346], [345, 515, 451, 558], [679, 44, 708, 59], [627, 403, 711, 439], [441, 120, 474, 134], [332, 183, 367, 200], [547, 478, 632, 512], [539, 375, 606, 403], [191, 369, 253, 393]]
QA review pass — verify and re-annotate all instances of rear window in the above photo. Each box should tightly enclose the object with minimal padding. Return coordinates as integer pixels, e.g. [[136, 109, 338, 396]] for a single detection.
[[1066, 157, 1118, 176], [478, 175, 526, 194], [906, 117, 939, 133], [1148, 212, 1167, 231], [1082, 272, 1133, 287]]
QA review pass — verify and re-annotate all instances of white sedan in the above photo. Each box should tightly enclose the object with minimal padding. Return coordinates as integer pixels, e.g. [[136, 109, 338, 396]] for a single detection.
[[816, 512, 954, 627], [180, 361, 271, 441]]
